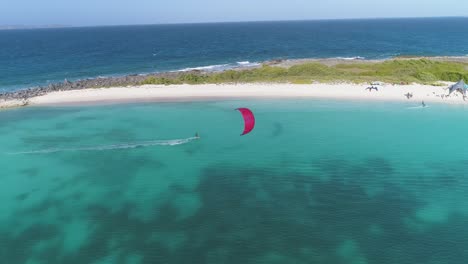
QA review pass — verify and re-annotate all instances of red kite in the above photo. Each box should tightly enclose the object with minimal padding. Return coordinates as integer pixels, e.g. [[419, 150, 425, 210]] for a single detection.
[[236, 108, 255, 136]]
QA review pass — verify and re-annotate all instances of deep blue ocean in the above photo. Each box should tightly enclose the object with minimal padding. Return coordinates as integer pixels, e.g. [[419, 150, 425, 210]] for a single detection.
[[1, 17, 468, 91]]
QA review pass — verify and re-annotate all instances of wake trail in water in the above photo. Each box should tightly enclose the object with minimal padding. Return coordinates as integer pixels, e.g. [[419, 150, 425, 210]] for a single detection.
[[407, 106, 429, 109], [7, 137, 199, 155]]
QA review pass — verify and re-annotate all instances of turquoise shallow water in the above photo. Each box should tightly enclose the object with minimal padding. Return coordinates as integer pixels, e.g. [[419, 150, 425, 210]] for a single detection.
[[1, 100, 468, 264]]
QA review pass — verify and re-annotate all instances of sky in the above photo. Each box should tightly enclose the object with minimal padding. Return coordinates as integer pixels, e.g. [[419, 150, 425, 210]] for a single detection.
[[0, 0, 467, 26]]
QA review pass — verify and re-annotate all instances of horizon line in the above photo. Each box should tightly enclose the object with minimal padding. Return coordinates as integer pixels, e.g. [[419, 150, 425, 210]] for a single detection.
[[2, 15, 466, 30]]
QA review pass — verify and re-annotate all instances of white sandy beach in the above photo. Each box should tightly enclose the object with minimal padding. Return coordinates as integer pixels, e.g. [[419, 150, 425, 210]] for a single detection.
[[1, 83, 466, 109]]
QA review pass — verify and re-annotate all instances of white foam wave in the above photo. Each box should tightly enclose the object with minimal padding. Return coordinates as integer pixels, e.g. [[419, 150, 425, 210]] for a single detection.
[[178, 64, 230, 72], [237, 61, 261, 67], [7, 137, 199, 155], [177, 61, 260, 73], [337, 56, 366, 60]]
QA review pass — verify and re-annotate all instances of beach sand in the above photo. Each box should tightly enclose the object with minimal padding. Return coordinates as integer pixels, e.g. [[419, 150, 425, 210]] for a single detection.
[[0, 83, 465, 109], [0, 99, 29, 109]]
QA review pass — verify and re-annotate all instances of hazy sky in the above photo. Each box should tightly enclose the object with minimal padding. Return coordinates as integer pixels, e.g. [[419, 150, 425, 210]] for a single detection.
[[0, 0, 466, 26]]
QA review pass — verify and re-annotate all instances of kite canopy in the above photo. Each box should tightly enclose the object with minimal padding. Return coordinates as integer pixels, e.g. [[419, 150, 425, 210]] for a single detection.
[[449, 79, 467, 96], [236, 108, 255, 136]]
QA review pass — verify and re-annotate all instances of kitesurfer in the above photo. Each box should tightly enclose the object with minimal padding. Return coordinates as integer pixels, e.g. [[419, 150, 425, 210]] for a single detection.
[[422, 101, 426, 107]]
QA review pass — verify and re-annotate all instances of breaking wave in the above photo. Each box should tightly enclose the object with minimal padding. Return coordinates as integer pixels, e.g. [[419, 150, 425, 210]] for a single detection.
[[336, 56, 366, 60], [177, 61, 260, 73]]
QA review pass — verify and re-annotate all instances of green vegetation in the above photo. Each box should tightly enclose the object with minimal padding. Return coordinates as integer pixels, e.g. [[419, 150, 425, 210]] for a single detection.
[[141, 59, 468, 85], [140, 76, 182, 85]]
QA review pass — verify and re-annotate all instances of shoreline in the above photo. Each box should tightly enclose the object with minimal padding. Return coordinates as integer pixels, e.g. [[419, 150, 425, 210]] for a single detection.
[[2, 83, 465, 109], [1, 56, 468, 109], [2, 55, 468, 101], [272, 56, 468, 67]]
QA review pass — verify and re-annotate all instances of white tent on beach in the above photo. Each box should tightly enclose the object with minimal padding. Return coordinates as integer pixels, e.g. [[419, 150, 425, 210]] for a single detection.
[[448, 79, 468, 96]]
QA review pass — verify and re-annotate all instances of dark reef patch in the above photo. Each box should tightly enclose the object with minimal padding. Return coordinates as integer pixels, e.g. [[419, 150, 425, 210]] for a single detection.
[[20, 168, 40, 178], [2, 160, 468, 264], [271, 122, 284, 137]]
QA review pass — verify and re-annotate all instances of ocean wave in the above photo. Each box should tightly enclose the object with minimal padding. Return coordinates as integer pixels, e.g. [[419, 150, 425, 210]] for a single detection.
[[178, 64, 230, 72], [177, 61, 260, 73], [237, 61, 261, 67], [336, 56, 366, 60], [6, 137, 199, 155]]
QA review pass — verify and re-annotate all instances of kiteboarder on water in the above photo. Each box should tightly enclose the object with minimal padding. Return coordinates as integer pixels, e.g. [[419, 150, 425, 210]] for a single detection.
[[422, 101, 426, 107], [195, 132, 200, 139]]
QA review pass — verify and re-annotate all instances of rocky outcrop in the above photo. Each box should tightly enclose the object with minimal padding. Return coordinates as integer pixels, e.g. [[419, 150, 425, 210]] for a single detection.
[[0, 71, 186, 101]]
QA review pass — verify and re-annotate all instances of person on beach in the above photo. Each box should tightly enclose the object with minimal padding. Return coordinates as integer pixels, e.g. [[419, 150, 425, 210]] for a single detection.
[[365, 86, 378, 92]]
